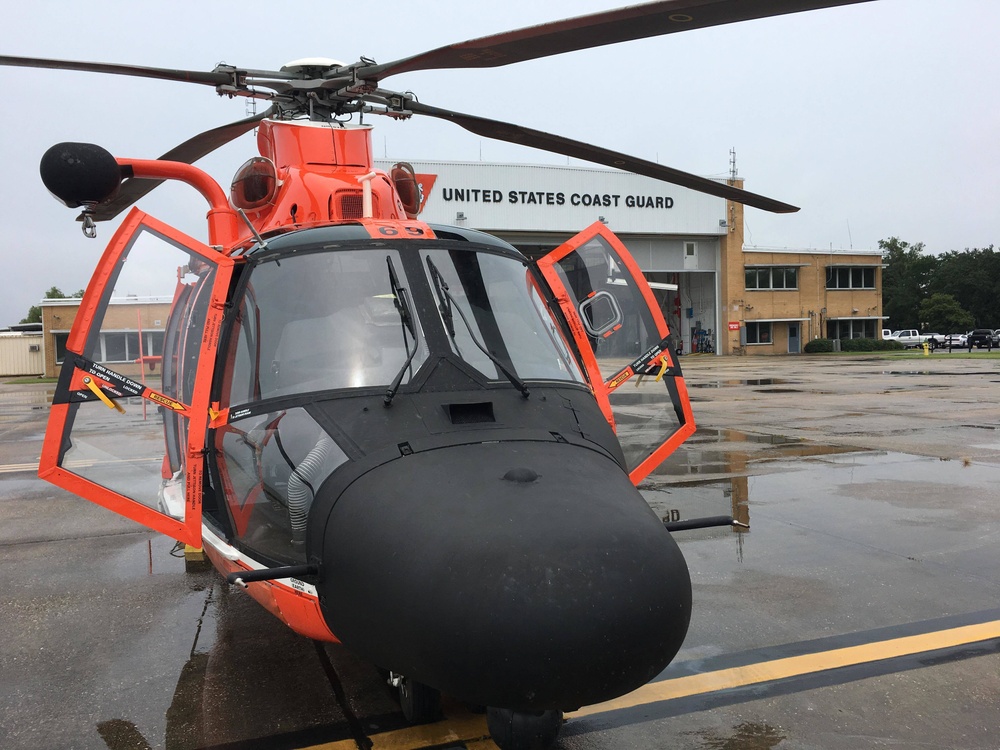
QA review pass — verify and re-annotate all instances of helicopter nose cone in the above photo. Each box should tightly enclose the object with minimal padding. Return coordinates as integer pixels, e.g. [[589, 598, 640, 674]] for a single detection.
[[314, 440, 691, 711]]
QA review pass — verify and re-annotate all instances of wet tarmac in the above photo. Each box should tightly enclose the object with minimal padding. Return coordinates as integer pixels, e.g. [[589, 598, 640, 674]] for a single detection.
[[2, 352, 999, 749]]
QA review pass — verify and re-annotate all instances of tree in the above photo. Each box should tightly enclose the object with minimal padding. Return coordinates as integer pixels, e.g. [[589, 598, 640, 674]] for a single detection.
[[880, 237, 937, 330], [19, 286, 85, 324], [918, 293, 974, 333], [928, 245, 1000, 327]]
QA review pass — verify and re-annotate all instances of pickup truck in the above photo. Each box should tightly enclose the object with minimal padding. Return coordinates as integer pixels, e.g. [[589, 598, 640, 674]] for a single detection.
[[967, 329, 996, 349], [887, 330, 940, 349]]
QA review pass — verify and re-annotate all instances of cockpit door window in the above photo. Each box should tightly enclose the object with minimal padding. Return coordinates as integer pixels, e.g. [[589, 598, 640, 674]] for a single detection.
[[39, 209, 234, 546], [535, 221, 695, 484]]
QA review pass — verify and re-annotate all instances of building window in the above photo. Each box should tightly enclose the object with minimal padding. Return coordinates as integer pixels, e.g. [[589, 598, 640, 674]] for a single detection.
[[746, 321, 772, 344], [827, 319, 878, 339], [54, 333, 70, 364], [745, 267, 798, 290], [104, 333, 128, 362], [826, 266, 875, 289], [685, 242, 696, 258], [61, 331, 166, 364], [148, 331, 164, 357]]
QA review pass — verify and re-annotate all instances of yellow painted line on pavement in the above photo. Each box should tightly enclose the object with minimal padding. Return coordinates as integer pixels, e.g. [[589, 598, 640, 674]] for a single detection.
[[369, 714, 493, 750], [0, 457, 161, 475], [0, 461, 39, 474], [297, 620, 1000, 749], [570, 619, 1000, 719], [300, 713, 495, 750], [297, 740, 357, 750]]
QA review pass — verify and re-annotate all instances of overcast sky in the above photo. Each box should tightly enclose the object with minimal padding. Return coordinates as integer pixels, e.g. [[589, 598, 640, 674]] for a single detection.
[[1, 0, 998, 326]]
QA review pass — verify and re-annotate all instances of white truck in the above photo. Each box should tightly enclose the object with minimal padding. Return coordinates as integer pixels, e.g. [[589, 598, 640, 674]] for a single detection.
[[886, 329, 940, 349]]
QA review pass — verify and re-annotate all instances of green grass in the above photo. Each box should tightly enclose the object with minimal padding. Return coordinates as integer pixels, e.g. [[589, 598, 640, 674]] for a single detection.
[[827, 349, 1000, 360], [2, 376, 59, 384]]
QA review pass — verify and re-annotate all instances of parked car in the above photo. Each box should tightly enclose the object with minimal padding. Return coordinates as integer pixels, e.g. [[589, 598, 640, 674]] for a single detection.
[[967, 329, 996, 349], [943, 332, 968, 348], [924, 333, 944, 349]]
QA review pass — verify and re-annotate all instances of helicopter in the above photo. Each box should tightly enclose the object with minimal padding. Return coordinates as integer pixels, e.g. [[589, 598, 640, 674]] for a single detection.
[[5, 1, 873, 748]]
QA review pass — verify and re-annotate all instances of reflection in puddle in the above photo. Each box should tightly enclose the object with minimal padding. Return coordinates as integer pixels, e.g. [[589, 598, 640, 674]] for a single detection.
[[650, 427, 865, 478], [0, 388, 55, 405], [688, 428, 802, 445], [644, 478, 748, 524], [640, 427, 876, 562], [0, 388, 55, 423]]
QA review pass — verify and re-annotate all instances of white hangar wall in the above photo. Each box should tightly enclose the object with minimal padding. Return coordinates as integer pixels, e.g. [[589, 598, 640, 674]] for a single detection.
[[377, 161, 728, 237]]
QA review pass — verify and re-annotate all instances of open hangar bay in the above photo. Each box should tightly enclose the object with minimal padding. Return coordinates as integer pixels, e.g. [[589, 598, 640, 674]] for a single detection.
[[1, 352, 998, 750]]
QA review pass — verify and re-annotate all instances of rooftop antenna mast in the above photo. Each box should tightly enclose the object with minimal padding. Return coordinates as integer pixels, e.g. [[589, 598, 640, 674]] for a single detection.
[[728, 148, 739, 234]]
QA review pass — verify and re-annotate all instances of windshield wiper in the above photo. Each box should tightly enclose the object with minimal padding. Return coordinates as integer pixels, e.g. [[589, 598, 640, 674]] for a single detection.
[[426, 256, 529, 399], [387, 254, 414, 336], [384, 256, 420, 407], [427, 256, 458, 344]]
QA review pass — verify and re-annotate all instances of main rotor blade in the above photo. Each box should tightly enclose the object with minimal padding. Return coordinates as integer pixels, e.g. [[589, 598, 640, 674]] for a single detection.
[[406, 100, 797, 213], [85, 106, 275, 222], [0, 54, 231, 87], [364, 0, 874, 80]]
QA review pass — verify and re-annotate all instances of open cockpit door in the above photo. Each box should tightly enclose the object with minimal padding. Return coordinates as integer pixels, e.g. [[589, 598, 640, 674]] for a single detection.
[[39, 209, 234, 546], [535, 221, 695, 484]]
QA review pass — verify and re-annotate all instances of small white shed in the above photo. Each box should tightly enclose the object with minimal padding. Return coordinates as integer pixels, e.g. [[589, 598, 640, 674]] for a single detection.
[[0, 331, 45, 376]]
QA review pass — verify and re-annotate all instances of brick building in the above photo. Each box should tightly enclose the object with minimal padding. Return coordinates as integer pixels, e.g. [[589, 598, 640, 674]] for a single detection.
[[40, 297, 171, 378]]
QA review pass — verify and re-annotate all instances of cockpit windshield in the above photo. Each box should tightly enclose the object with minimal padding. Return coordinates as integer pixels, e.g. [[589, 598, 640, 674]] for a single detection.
[[421, 248, 584, 384], [225, 241, 583, 408], [232, 248, 429, 402]]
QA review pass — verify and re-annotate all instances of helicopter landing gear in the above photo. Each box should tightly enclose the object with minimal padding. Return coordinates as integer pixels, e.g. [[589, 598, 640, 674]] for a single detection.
[[387, 672, 442, 724], [486, 707, 564, 750]]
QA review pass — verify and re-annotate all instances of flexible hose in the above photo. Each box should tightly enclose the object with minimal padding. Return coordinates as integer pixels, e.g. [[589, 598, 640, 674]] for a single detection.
[[287, 434, 335, 544]]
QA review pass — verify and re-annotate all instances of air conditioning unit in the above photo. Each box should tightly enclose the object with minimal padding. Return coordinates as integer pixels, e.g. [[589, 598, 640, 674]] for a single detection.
[[28, 344, 40, 352]]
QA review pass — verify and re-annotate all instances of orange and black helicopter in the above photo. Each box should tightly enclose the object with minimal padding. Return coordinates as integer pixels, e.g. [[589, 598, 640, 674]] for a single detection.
[[4, 0, 870, 747]]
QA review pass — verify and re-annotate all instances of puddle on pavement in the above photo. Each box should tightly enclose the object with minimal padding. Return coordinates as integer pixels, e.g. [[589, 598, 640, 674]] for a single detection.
[[70, 536, 351, 750], [0, 388, 55, 422], [689, 378, 797, 389], [0, 388, 55, 405], [644, 427, 865, 480], [637, 425, 982, 551], [881, 370, 999, 377], [688, 722, 786, 749]]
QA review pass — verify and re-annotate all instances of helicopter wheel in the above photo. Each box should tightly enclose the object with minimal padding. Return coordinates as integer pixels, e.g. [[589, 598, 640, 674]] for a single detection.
[[397, 675, 442, 724], [486, 707, 563, 750]]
